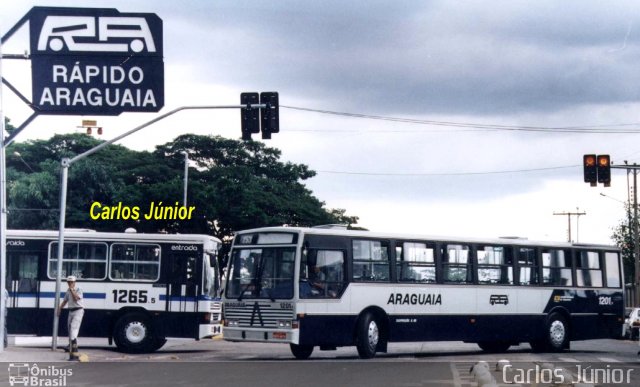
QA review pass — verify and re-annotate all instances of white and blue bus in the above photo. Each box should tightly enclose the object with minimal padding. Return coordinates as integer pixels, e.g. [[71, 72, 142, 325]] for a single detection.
[[222, 226, 624, 359], [6, 229, 222, 353]]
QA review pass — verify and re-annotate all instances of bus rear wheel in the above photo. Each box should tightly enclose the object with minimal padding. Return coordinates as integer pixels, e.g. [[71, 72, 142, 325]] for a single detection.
[[113, 313, 155, 353], [356, 312, 380, 359], [546, 313, 569, 352], [530, 313, 569, 353], [477, 341, 511, 353], [290, 343, 314, 360]]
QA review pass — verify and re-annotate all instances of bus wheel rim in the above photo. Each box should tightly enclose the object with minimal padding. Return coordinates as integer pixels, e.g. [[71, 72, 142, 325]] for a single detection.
[[367, 320, 379, 348], [549, 320, 565, 346], [125, 322, 147, 344]]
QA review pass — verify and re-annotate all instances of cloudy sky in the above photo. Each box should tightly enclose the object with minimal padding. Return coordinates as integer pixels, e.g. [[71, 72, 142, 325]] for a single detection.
[[2, 0, 639, 243]]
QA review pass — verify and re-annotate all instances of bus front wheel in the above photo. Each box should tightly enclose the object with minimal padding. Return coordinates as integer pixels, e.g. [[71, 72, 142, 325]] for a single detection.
[[290, 343, 314, 360], [113, 313, 155, 353], [356, 312, 380, 359]]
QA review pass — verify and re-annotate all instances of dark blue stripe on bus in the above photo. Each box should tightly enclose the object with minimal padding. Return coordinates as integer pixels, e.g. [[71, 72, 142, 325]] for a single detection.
[[296, 312, 622, 347], [159, 295, 197, 302], [12, 293, 217, 302], [38, 292, 107, 299]]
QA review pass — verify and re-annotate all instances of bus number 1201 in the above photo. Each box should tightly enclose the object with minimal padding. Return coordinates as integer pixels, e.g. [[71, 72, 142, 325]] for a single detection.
[[112, 289, 154, 303]]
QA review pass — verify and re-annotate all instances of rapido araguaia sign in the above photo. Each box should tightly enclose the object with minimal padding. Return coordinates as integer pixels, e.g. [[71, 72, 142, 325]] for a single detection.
[[29, 7, 164, 115]]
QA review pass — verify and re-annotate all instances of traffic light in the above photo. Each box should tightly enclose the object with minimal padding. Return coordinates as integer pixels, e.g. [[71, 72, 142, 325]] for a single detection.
[[583, 154, 597, 186], [240, 92, 260, 140], [260, 92, 279, 140], [597, 154, 611, 186]]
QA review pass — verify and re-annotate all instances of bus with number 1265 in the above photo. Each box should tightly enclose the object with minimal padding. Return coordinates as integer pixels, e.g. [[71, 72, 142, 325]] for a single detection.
[[6, 229, 222, 353], [222, 226, 624, 359]]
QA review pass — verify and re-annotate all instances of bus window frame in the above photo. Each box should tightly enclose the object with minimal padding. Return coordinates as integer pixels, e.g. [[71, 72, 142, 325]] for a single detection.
[[604, 251, 622, 288], [475, 244, 516, 286], [541, 248, 574, 287], [109, 242, 162, 283], [47, 240, 109, 281], [299, 248, 347, 299], [574, 249, 604, 288], [396, 240, 437, 284], [350, 238, 391, 283], [440, 242, 472, 284]]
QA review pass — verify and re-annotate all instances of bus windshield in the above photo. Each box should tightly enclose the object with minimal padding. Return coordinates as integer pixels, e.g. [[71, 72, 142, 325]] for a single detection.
[[226, 247, 295, 300]]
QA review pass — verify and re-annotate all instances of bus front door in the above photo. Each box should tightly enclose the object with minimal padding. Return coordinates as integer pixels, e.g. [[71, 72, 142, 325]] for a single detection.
[[166, 252, 198, 312]]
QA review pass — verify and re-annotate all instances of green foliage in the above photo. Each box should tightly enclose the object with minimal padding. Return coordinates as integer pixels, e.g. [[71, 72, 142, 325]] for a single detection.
[[6, 133, 359, 244], [611, 207, 636, 285]]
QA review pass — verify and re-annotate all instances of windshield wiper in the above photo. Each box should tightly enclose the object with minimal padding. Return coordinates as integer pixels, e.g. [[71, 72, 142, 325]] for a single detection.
[[237, 279, 255, 301], [238, 256, 264, 301]]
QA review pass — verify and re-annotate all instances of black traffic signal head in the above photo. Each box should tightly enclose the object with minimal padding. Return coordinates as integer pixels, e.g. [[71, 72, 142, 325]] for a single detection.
[[260, 92, 279, 140], [597, 154, 611, 186], [583, 154, 597, 186], [240, 92, 260, 140]]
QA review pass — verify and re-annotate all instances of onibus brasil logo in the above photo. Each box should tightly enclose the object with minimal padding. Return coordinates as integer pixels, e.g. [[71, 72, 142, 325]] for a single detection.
[[8, 363, 72, 386]]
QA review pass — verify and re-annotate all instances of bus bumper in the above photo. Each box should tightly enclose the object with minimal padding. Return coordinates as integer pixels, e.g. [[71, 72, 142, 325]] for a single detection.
[[199, 323, 222, 339], [223, 327, 299, 344]]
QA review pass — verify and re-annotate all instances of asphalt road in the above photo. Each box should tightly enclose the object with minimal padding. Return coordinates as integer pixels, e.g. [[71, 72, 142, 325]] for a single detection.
[[1, 337, 639, 386]]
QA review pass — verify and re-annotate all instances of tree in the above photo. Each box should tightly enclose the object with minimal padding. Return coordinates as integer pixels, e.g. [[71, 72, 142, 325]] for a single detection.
[[5, 133, 359, 245], [153, 134, 358, 241], [610, 204, 636, 285]]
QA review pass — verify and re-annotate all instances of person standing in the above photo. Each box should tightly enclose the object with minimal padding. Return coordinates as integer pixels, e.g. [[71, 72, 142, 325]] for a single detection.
[[57, 276, 84, 358]]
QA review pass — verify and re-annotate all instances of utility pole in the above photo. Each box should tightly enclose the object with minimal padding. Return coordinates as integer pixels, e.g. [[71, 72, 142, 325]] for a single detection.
[[553, 210, 586, 242], [634, 167, 639, 306]]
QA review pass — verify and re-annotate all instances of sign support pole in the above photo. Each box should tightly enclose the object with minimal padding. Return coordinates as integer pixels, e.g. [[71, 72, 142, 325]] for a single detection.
[[0, 29, 7, 354]]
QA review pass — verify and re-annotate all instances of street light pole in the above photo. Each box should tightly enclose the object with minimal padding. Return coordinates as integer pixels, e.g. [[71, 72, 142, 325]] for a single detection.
[[181, 151, 188, 207]]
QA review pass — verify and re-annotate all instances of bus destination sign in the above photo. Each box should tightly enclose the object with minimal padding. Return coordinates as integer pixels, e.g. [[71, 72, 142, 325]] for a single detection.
[[28, 7, 164, 115]]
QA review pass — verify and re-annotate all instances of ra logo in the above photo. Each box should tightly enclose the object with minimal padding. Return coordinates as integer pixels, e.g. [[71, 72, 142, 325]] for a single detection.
[[37, 15, 157, 53]]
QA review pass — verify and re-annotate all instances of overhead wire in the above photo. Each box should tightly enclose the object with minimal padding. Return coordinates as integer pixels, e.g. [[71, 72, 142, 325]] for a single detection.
[[281, 105, 640, 134], [280, 105, 635, 176]]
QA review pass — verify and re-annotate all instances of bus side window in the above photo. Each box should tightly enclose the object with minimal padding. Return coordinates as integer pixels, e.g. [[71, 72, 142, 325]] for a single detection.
[[398, 242, 436, 283], [442, 244, 471, 283], [576, 251, 603, 287], [542, 249, 572, 286], [517, 247, 538, 285], [352, 240, 390, 282], [477, 246, 514, 285], [604, 252, 621, 288], [9, 253, 39, 293], [299, 249, 345, 298]]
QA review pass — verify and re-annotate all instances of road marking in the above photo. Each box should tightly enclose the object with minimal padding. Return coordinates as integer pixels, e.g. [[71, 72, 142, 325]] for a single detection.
[[449, 363, 464, 387], [597, 357, 620, 363], [558, 357, 579, 362], [450, 362, 521, 387]]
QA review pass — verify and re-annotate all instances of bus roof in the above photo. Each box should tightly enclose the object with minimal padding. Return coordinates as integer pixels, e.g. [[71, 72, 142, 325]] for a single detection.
[[234, 226, 618, 250], [7, 229, 222, 245]]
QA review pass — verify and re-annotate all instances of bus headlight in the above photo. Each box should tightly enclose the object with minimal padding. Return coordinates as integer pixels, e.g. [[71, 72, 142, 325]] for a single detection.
[[225, 319, 240, 327], [277, 320, 295, 328]]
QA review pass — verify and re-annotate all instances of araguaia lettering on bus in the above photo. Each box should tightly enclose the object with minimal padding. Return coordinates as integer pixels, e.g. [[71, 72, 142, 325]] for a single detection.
[[387, 293, 442, 305]]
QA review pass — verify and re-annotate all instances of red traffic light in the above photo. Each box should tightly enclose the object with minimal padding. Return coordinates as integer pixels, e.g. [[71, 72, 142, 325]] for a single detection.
[[597, 154, 611, 185], [597, 155, 610, 167], [584, 154, 596, 167], [583, 154, 597, 185]]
